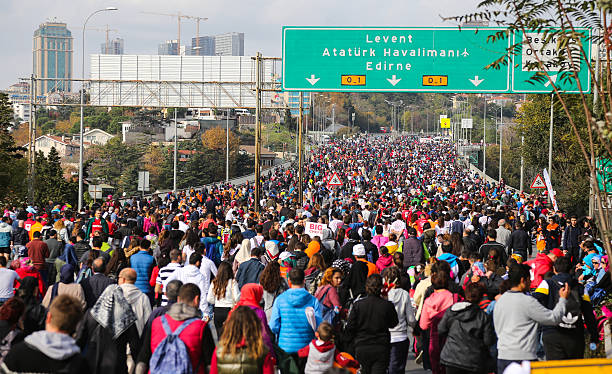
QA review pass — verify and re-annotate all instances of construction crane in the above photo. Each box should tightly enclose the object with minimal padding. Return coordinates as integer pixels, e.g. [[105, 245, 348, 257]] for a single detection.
[[88, 25, 118, 54], [141, 11, 208, 55]]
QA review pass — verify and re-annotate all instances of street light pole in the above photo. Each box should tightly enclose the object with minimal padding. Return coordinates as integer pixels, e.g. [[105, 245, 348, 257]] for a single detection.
[[226, 109, 229, 182], [79, 6, 117, 212]]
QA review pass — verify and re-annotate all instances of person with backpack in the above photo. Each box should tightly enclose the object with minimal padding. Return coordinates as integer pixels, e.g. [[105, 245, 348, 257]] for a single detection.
[[533, 256, 599, 359], [136, 283, 215, 374], [401, 227, 424, 270]]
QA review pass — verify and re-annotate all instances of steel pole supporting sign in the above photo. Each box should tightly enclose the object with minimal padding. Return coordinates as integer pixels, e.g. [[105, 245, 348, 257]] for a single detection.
[[282, 27, 591, 94]]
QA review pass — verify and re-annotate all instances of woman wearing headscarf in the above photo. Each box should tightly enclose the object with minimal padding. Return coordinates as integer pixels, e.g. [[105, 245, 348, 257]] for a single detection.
[[76, 285, 140, 374], [230, 283, 275, 357], [16, 277, 47, 335], [42, 264, 86, 311]]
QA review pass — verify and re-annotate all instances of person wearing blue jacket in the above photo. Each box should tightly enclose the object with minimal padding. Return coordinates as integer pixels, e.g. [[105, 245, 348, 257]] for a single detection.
[[129, 239, 154, 300], [269, 268, 322, 354]]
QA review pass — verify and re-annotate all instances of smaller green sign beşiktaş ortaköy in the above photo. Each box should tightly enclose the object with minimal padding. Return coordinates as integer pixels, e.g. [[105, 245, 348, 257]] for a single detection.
[[282, 27, 591, 93]]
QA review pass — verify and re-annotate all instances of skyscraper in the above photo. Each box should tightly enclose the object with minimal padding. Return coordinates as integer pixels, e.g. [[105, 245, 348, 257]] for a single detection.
[[158, 40, 179, 55], [33, 20, 73, 94], [190, 36, 215, 56], [101, 38, 124, 54], [214, 32, 244, 56]]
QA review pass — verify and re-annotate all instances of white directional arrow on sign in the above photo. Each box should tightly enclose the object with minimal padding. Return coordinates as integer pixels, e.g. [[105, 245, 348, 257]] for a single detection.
[[305, 74, 320, 86], [469, 75, 484, 87], [544, 74, 558, 87], [387, 75, 401, 86]]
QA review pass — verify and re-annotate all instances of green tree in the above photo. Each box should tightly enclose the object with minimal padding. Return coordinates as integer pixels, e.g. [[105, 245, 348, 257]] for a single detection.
[[0, 93, 26, 204], [87, 137, 145, 195], [33, 147, 77, 206]]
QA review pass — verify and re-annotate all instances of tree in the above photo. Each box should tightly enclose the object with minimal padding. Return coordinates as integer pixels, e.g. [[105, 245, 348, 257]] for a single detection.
[[202, 127, 240, 179], [142, 145, 166, 190], [87, 137, 145, 196], [0, 93, 27, 204], [33, 147, 77, 206]]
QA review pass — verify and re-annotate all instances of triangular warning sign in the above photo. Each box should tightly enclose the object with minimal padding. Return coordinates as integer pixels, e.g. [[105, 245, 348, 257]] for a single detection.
[[530, 174, 546, 189], [327, 172, 342, 186]]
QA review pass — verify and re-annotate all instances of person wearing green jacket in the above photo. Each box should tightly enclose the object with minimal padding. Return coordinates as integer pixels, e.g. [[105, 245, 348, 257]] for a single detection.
[[85, 209, 109, 238]]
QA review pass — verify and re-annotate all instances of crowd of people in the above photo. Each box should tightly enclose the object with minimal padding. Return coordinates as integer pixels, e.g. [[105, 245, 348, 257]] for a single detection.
[[0, 135, 609, 374]]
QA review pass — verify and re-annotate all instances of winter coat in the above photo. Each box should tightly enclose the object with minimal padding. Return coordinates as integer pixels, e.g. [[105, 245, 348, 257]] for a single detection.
[[345, 294, 399, 348], [236, 258, 264, 290], [525, 253, 554, 290], [81, 273, 116, 309], [376, 254, 394, 272], [387, 288, 416, 343], [129, 250, 155, 295], [76, 311, 140, 374], [401, 236, 424, 268], [438, 302, 495, 372], [269, 288, 322, 353]]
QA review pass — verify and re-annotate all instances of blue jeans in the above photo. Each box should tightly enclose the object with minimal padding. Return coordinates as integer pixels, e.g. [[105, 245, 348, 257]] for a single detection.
[[388, 338, 410, 374]]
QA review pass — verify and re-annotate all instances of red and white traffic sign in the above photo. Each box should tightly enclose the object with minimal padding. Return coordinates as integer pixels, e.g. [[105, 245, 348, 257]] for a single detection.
[[327, 172, 342, 187], [530, 174, 546, 189]]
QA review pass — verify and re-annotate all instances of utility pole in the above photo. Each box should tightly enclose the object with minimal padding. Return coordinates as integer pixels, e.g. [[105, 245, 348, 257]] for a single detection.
[[520, 136, 525, 191], [548, 93, 554, 182], [483, 97, 487, 178], [28, 75, 35, 204], [298, 92, 304, 206], [173, 109, 177, 193], [226, 109, 229, 182], [254, 52, 262, 213], [499, 105, 503, 183]]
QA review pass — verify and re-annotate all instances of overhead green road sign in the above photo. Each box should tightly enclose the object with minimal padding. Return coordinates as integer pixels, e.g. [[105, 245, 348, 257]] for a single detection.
[[512, 29, 591, 93], [282, 27, 591, 93]]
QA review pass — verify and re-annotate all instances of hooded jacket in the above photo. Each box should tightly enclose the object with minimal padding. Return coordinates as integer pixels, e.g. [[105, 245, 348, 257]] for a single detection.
[[269, 287, 322, 353], [5, 331, 89, 374], [438, 302, 495, 372], [525, 253, 554, 289], [120, 283, 152, 337], [375, 254, 394, 272], [387, 287, 416, 343], [345, 294, 399, 347]]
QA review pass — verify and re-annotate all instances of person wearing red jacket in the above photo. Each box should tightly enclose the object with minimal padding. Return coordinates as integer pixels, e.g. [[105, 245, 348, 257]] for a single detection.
[[525, 248, 562, 290]]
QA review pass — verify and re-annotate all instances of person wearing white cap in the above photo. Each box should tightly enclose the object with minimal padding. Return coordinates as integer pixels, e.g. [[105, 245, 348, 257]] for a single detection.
[[353, 244, 377, 277]]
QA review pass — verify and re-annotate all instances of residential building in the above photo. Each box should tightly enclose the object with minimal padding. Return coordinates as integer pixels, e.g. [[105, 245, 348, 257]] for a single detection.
[[239, 145, 276, 167], [214, 32, 244, 56], [12, 103, 31, 124], [23, 134, 82, 160], [101, 38, 124, 54], [73, 128, 115, 146], [190, 36, 215, 56], [33, 20, 73, 94], [158, 40, 179, 55]]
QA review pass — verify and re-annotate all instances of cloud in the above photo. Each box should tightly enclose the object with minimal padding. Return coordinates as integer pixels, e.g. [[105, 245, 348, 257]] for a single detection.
[[1, 0, 481, 88]]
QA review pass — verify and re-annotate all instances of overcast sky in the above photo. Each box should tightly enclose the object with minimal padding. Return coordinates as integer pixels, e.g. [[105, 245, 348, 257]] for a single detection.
[[2, 0, 483, 89]]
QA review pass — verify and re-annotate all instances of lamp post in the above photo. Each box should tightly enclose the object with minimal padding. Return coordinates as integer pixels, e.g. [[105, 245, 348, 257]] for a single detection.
[[79, 6, 118, 211]]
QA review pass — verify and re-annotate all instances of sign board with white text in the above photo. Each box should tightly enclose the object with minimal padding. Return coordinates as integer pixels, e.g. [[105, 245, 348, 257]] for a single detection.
[[282, 27, 590, 93], [305, 222, 328, 238]]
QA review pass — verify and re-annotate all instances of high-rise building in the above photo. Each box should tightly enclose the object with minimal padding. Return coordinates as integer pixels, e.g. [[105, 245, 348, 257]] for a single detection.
[[214, 32, 244, 56], [158, 40, 179, 55], [101, 38, 124, 54], [190, 36, 215, 56], [33, 20, 73, 94]]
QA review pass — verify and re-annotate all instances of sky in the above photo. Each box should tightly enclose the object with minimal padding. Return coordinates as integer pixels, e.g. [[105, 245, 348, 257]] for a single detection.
[[1, 0, 483, 89]]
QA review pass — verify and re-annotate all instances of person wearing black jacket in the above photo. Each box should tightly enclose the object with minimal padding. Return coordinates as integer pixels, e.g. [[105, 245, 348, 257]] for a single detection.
[[402, 227, 424, 269], [533, 256, 599, 360], [345, 274, 399, 374], [562, 216, 581, 262], [506, 222, 530, 259], [438, 282, 496, 374], [478, 229, 507, 265]]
